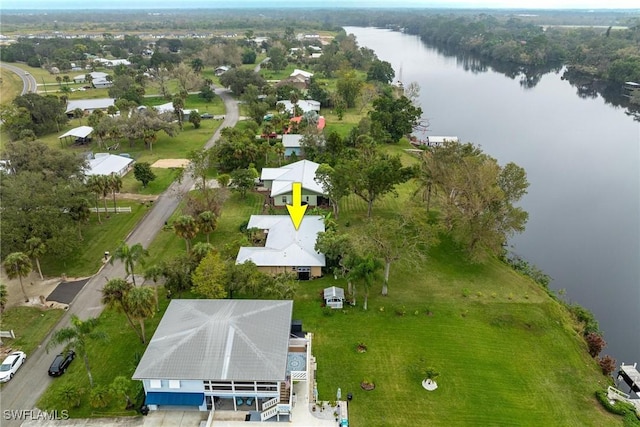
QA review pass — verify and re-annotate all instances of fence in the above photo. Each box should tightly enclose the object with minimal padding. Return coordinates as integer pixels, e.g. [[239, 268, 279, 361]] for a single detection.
[[90, 206, 132, 213]]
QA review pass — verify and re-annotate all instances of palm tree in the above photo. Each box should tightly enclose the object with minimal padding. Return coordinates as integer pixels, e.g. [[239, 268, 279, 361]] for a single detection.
[[111, 243, 148, 286], [3, 252, 32, 303], [143, 265, 164, 312], [62, 75, 70, 86], [46, 315, 107, 388], [191, 242, 215, 265], [101, 278, 142, 342], [86, 175, 106, 223], [197, 211, 217, 244], [0, 283, 8, 314], [172, 96, 185, 130], [125, 286, 155, 344], [56, 76, 62, 88], [173, 215, 199, 253], [98, 175, 110, 214], [108, 174, 123, 213], [25, 237, 46, 280], [274, 142, 285, 166], [348, 255, 383, 311]]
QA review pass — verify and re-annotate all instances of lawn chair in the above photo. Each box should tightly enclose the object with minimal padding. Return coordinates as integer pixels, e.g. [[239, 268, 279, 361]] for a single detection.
[[245, 397, 254, 406], [235, 397, 244, 406]]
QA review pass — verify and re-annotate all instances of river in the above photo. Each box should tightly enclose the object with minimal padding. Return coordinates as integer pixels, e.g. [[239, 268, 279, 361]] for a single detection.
[[345, 26, 640, 365]]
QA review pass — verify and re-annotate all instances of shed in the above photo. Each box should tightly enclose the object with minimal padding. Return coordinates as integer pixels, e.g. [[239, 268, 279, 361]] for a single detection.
[[59, 126, 94, 145], [324, 286, 345, 309]]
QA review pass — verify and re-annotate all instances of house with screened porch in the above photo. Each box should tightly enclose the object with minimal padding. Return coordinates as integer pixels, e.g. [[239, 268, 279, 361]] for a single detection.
[[132, 299, 314, 422]]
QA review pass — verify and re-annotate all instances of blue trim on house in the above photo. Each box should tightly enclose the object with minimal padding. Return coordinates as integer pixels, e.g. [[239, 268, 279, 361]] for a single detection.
[[145, 392, 205, 406]]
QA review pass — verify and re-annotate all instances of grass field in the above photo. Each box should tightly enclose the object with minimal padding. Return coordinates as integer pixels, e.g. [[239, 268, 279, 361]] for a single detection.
[[0, 307, 65, 357], [39, 203, 149, 278], [0, 66, 23, 106], [37, 294, 173, 417], [34, 177, 623, 425]]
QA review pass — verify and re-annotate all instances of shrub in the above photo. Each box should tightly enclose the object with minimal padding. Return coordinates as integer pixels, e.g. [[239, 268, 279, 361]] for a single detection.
[[461, 288, 470, 297], [595, 390, 640, 423], [569, 304, 600, 335], [599, 355, 617, 376], [586, 332, 606, 357], [89, 386, 111, 408], [59, 385, 83, 408], [395, 305, 406, 316]]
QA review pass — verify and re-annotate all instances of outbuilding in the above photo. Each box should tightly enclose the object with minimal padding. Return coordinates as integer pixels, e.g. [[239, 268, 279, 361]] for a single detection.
[[323, 286, 345, 309]]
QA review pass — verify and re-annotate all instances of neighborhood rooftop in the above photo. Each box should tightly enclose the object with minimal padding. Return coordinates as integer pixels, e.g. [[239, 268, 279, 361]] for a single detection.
[[261, 160, 324, 198], [133, 299, 293, 381], [236, 215, 326, 267], [59, 126, 93, 139], [65, 98, 115, 114]]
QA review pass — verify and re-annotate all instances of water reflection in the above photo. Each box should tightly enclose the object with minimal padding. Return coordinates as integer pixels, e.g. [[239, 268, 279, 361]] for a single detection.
[[562, 68, 640, 121]]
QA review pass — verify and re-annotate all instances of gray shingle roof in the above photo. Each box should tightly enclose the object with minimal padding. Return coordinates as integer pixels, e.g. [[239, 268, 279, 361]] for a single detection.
[[133, 300, 293, 381]]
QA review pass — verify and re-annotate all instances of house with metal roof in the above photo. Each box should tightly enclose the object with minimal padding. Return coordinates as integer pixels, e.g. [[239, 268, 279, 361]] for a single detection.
[[282, 134, 304, 157], [236, 215, 326, 280], [278, 99, 321, 115], [132, 299, 313, 421], [65, 98, 115, 115], [86, 153, 134, 177], [73, 71, 109, 83], [260, 160, 326, 207]]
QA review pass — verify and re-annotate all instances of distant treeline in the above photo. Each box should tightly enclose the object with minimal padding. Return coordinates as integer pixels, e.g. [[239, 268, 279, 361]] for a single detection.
[[2, 9, 640, 83]]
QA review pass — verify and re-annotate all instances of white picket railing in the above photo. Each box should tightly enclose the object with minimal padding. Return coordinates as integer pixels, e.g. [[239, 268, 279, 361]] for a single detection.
[[90, 206, 132, 213], [290, 370, 307, 381], [260, 406, 278, 422], [261, 396, 279, 411]]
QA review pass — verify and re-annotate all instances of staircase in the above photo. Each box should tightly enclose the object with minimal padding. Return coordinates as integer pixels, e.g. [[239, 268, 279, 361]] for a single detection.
[[279, 384, 290, 403]]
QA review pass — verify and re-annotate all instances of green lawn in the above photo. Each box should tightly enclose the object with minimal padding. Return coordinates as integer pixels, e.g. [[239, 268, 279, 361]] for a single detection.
[[0, 307, 65, 356], [79, 183, 629, 423], [31, 178, 622, 425], [120, 168, 182, 195], [39, 203, 148, 277], [0, 66, 24, 106], [37, 294, 173, 417]]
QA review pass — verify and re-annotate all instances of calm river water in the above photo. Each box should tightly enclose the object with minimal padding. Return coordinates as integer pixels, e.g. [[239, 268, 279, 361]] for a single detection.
[[345, 27, 640, 365]]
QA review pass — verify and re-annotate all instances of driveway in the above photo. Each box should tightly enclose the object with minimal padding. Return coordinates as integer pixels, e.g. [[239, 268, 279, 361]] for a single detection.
[[0, 87, 239, 427], [46, 279, 90, 305]]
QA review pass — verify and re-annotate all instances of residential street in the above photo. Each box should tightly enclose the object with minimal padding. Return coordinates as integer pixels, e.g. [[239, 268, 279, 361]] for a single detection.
[[0, 62, 38, 95], [0, 87, 239, 427]]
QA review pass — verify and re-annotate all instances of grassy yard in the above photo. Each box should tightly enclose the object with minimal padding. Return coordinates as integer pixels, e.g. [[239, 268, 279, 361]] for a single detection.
[[39, 203, 149, 278], [37, 179, 620, 425], [37, 294, 173, 418], [0, 66, 24, 106], [0, 307, 65, 356], [119, 167, 181, 195]]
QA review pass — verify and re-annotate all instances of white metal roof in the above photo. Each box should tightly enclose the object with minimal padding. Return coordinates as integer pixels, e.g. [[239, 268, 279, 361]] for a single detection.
[[132, 299, 293, 381], [261, 160, 324, 197], [86, 154, 133, 176], [282, 134, 303, 148], [59, 126, 94, 139], [236, 215, 326, 267], [65, 98, 115, 113], [290, 69, 313, 79], [324, 286, 345, 300], [278, 100, 320, 115]]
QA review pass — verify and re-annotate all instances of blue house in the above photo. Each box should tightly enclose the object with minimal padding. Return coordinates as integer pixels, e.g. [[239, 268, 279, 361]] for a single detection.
[[282, 134, 303, 157]]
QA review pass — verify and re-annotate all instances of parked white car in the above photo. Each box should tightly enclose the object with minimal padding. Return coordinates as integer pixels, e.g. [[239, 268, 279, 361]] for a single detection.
[[0, 351, 26, 382]]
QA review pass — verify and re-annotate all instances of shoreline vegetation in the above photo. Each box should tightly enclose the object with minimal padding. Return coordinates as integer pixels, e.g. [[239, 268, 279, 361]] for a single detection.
[[1, 8, 638, 426]]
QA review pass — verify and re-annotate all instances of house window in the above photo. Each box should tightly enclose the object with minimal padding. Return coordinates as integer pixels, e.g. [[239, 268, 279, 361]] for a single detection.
[[305, 196, 309, 202], [169, 380, 181, 389], [282, 196, 287, 203], [149, 379, 161, 389]]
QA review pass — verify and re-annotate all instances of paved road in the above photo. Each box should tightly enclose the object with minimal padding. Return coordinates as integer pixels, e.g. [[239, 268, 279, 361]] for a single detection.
[[0, 62, 38, 95], [0, 87, 239, 427]]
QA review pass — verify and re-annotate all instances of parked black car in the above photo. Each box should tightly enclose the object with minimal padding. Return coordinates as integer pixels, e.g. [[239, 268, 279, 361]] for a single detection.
[[48, 351, 75, 376]]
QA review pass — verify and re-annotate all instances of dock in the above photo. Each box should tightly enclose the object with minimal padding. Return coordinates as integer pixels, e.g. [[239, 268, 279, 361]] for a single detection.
[[619, 363, 640, 394], [410, 136, 459, 147]]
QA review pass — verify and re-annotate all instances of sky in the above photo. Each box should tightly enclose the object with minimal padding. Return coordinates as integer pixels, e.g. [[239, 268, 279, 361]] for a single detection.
[[6, 0, 640, 10]]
